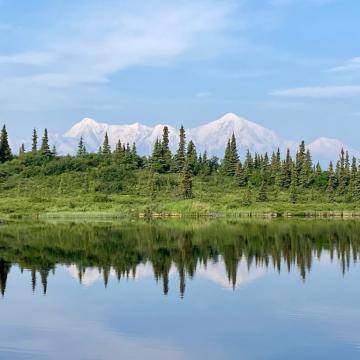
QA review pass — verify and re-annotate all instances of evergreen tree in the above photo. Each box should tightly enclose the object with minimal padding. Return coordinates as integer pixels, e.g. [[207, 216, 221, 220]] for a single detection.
[[77, 137, 87, 157], [174, 125, 186, 172], [256, 181, 268, 202], [351, 172, 360, 202], [39, 128, 52, 157], [160, 126, 172, 172], [19, 143, 25, 156], [223, 133, 239, 176], [295, 141, 306, 182], [0, 125, 12, 163], [32, 128, 38, 153], [300, 149, 313, 187], [102, 132, 111, 154], [235, 162, 247, 187], [181, 164, 193, 199], [186, 140, 197, 174], [242, 187, 252, 206], [289, 166, 298, 203], [326, 161, 335, 201]]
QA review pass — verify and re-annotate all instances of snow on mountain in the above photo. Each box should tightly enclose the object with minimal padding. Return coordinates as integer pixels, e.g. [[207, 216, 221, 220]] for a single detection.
[[14, 112, 359, 163], [308, 137, 360, 162], [188, 112, 287, 155]]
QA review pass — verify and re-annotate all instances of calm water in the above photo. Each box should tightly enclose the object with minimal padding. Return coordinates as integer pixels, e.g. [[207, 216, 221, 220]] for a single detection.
[[1, 220, 360, 359]]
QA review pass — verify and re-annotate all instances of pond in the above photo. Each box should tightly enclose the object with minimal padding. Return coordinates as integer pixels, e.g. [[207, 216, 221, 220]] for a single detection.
[[0, 219, 360, 359]]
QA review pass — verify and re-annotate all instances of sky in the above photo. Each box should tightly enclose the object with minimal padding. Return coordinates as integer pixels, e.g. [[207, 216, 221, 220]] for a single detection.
[[0, 0, 359, 146]]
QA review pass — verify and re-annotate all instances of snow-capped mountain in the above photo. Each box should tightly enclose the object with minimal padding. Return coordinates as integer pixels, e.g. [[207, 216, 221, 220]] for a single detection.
[[14, 112, 360, 163], [308, 137, 360, 164], [53, 112, 294, 156]]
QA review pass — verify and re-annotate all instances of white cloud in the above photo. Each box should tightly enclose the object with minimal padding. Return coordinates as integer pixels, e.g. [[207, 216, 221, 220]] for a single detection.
[[1, 1, 233, 88], [270, 85, 360, 98], [0, 52, 56, 65], [327, 57, 360, 73]]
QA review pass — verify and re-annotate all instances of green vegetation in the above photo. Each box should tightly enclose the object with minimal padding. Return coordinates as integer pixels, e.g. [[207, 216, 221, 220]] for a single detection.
[[0, 125, 360, 218], [0, 219, 359, 296]]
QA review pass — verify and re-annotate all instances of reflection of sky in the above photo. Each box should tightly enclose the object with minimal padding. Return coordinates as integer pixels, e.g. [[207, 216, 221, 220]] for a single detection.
[[66, 256, 269, 289], [1, 256, 360, 359]]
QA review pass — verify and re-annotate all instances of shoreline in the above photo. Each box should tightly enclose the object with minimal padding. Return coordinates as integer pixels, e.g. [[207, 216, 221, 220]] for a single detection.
[[3, 209, 360, 221]]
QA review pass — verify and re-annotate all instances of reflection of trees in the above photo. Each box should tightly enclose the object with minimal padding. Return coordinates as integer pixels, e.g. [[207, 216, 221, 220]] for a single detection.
[[0, 220, 359, 297]]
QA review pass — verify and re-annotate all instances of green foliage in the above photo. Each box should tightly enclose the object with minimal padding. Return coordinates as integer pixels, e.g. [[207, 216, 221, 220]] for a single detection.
[[181, 164, 193, 199], [0, 125, 12, 163]]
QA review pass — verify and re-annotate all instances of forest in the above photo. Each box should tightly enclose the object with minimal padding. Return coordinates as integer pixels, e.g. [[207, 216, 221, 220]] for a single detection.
[[0, 124, 359, 218]]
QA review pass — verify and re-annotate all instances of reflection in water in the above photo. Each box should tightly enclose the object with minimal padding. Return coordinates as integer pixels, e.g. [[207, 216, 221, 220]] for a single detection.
[[0, 220, 359, 297]]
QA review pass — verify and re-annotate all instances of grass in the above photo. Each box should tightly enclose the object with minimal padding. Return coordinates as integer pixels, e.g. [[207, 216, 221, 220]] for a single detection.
[[0, 169, 359, 219]]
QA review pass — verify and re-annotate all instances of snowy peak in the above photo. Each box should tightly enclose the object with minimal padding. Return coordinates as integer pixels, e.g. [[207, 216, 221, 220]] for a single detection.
[[65, 117, 106, 138], [25, 112, 359, 164], [309, 137, 360, 159]]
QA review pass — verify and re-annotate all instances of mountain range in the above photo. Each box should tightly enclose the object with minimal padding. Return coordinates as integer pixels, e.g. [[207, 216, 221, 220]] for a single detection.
[[17, 112, 360, 163]]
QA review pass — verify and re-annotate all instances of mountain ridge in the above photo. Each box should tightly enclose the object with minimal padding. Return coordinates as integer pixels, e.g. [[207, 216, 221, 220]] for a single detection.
[[14, 113, 360, 163]]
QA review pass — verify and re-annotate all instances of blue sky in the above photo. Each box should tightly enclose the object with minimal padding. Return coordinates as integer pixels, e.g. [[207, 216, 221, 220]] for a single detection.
[[0, 0, 359, 145]]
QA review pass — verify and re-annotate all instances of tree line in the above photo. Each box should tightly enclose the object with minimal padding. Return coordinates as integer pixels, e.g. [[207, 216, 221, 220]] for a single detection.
[[0, 220, 359, 297], [0, 124, 360, 202]]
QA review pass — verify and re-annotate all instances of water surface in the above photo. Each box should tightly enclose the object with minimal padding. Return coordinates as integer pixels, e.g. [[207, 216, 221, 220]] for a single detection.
[[1, 220, 360, 359]]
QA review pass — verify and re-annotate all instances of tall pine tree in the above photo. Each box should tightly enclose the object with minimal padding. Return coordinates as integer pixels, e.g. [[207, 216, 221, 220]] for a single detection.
[[0, 125, 12, 163]]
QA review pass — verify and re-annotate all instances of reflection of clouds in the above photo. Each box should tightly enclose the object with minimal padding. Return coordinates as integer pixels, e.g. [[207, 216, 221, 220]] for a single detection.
[[196, 256, 269, 289], [66, 257, 269, 290], [0, 321, 185, 360]]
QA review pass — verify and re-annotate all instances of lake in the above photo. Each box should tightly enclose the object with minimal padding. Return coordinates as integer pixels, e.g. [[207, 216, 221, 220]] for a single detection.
[[1, 219, 360, 359]]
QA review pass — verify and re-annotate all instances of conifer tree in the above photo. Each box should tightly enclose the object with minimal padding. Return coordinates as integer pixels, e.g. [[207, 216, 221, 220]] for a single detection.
[[242, 187, 252, 206], [19, 143, 25, 156], [114, 140, 124, 162], [52, 145, 57, 157], [40, 128, 52, 156], [295, 141, 306, 182], [256, 181, 268, 202], [32, 128, 38, 153], [102, 132, 111, 154], [0, 125, 12, 163], [351, 171, 360, 202], [186, 140, 198, 174], [289, 166, 298, 203], [174, 125, 186, 172], [77, 137, 87, 157], [235, 162, 247, 187], [160, 126, 172, 172], [181, 163, 193, 199], [229, 133, 239, 173], [326, 162, 335, 201]]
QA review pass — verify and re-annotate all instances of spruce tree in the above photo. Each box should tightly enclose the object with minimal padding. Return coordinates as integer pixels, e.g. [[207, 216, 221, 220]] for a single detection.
[[19, 143, 25, 156], [181, 164, 193, 199], [242, 187, 252, 206], [0, 125, 12, 163], [235, 162, 247, 187], [326, 161, 335, 201], [289, 166, 298, 203], [77, 137, 87, 157], [223, 134, 239, 176], [40, 128, 52, 156], [32, 128, 38, 153], [151, 138, 164, 172], [161, 126, 172, 172], [174, 125, 186, 172], [351, 171, 360, 202], [256, 181, 268, 202], [114, 140, 124, 162], [102, 132, 111, 154], [186, 140, 198, 174], [295, 141, 306, 183]]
